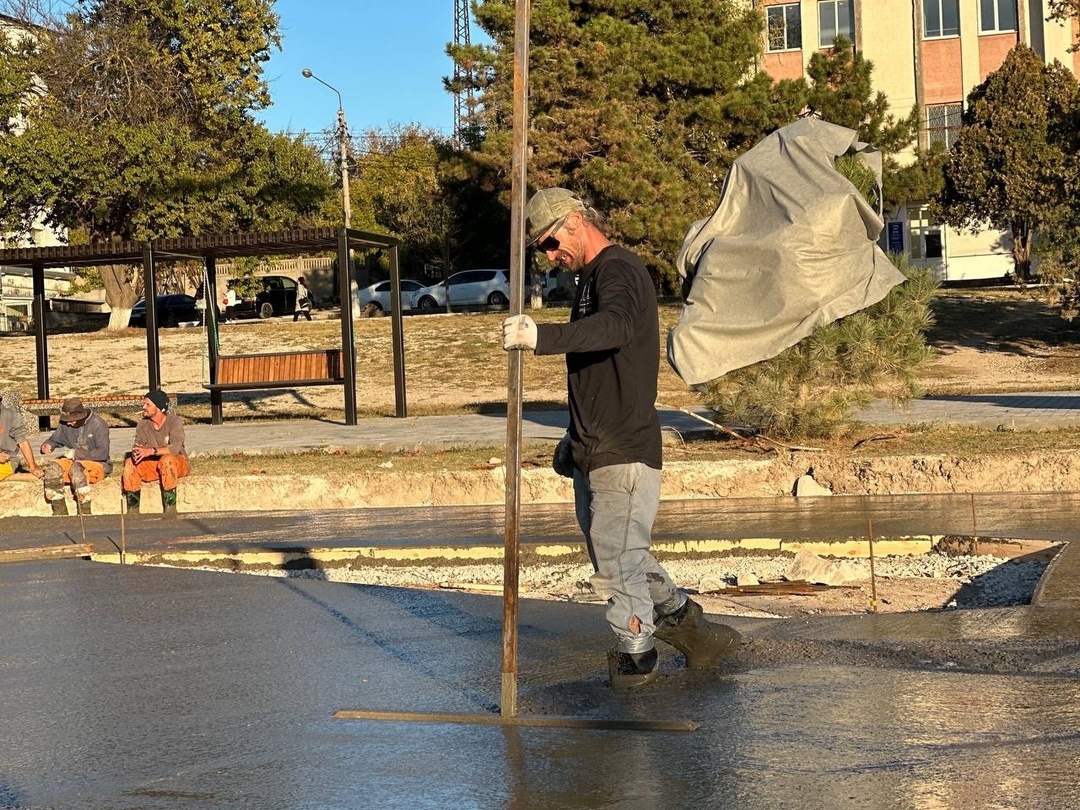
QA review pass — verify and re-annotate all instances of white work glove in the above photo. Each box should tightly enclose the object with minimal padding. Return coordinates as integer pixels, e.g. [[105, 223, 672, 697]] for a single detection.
[[501, 315, 538, 351], [552, 433, 575, 478]]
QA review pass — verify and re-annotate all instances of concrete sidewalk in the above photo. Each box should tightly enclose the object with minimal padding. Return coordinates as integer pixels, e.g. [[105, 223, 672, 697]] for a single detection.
[[25, 390, 1080, 457]]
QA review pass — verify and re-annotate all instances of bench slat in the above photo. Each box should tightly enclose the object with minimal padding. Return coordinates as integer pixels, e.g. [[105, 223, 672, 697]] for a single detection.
[[206, 348, 347, 424]]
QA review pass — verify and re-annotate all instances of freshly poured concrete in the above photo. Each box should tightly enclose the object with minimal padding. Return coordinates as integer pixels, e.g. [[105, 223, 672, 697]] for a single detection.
[[2, 492, 1079, 808], [0, 566, 1077, 806]]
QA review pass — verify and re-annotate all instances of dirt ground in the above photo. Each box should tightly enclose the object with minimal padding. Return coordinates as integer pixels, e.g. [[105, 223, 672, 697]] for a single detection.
[[4, 287, 1080, 419], [2, 288, 1076, 618]]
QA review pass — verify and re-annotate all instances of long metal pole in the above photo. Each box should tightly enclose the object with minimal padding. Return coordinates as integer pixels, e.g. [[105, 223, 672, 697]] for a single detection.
[[500, 0, 531, 718]]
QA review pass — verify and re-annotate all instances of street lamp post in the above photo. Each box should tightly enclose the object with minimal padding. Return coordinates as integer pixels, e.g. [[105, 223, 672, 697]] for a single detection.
[[302, 68, 362, 321], [302, 68, 352, 229]]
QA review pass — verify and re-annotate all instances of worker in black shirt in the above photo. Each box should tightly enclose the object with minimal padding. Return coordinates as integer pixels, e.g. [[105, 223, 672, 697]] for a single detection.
[[502, 188, 742, 689]]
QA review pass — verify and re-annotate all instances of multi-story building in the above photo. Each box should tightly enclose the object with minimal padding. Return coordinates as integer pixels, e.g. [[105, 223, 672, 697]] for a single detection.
[[755, 0, 1078, 281]]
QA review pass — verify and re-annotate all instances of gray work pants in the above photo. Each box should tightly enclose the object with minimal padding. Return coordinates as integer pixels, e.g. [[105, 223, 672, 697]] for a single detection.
[[573, 462, 683, 654]]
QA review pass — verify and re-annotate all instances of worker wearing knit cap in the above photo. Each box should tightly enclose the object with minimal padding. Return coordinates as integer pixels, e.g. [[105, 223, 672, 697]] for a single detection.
[[121, 390, 190, 516]]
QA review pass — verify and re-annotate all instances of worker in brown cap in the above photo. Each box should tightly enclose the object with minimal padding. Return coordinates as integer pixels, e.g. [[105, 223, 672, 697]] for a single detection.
[[40, 397, 112, 515], [122, 390, 189, 516]]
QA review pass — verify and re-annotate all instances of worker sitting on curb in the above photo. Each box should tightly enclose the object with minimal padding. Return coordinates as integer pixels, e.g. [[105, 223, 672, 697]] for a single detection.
[[40, 397, 112, 515], [0, 391, 42, 483], [122, 390, 190, 517]]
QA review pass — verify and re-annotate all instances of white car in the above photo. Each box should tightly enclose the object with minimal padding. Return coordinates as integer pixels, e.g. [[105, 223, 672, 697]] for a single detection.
[[358, 279, 425, 313], [410, 269, 511, 311]]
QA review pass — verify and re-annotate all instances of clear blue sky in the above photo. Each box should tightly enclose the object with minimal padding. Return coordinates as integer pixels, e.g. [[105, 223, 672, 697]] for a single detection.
[[257, 0, 482, 138]]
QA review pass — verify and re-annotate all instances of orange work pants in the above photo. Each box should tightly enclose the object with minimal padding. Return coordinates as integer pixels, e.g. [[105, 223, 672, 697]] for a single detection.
[[122, 454, 190, 492], [51, 458, 108, 485]]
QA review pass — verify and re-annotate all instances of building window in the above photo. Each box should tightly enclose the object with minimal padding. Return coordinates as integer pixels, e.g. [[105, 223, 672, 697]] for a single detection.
[[818, 0, 854, 47], [908, 206, 943, 260], [767, 4, 803, 52], [980, 0, 1017, 32], [927, 103, 963, 149], [924, 0, 960, 37]]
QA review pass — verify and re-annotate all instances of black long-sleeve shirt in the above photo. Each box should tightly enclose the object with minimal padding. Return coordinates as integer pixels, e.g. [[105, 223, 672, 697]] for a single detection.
[[534, 245, 661, 472]]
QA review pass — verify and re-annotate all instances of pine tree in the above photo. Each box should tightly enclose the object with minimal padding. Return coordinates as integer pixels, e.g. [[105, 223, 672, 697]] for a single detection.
[[932, 45, 1079, 281]]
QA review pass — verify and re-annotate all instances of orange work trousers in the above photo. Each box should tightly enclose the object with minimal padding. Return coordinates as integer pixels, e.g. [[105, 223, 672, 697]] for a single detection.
[[51, 457, 108, 485], [122, 454, 190, 492]]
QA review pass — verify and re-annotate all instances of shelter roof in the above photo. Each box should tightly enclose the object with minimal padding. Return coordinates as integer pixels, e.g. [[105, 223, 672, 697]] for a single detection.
[[0, 227, 397, 269]]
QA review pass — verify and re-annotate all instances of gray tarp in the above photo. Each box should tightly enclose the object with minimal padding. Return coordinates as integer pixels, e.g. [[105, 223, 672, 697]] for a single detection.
[[666, 117, 907, 387]]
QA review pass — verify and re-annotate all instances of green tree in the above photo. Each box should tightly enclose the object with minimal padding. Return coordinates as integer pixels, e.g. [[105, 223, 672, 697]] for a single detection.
[[460, 5, 922, 292], [349, 127, 457, 278], [932, 45, 1079, 282], [0, 0, 334, 327], [465, 0, 773, 291], [804, 37, 921, 209]]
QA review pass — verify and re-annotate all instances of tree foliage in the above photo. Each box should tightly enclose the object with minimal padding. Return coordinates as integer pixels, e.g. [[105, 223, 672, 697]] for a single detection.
[[931, 45, 1080, 281], [0, 0, 334, 324], [1047, 1, 1080, 50], [461, 4, 918, 292], [466, 0, 779, 291]]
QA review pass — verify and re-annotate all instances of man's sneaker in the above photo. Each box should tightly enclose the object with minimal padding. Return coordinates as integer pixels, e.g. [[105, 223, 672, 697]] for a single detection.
[[654, 598, 742, 669], [607, 647, 659, 690]]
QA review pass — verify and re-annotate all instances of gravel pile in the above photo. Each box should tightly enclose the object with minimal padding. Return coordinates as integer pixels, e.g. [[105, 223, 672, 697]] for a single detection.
[[254, 550, 1052, 610]]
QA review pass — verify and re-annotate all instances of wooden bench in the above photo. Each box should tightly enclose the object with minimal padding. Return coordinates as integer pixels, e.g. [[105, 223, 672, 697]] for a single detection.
[[20, 393, 178, 430], [204, 348, 345, 424]]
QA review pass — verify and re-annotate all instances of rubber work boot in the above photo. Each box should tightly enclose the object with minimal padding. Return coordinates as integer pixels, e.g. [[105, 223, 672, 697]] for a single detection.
[[50, 498, 69, 516], [161, 488, 178, 518], [125, 491, 141, 514], [654, 598, 742, 669], [607, 647, 659, 690]]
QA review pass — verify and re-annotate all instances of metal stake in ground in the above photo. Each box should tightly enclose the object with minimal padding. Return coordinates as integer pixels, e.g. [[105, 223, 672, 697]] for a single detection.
[[971, 492, 979, 556], [119, 491, 127, 565], [867, 519, 878, 613]]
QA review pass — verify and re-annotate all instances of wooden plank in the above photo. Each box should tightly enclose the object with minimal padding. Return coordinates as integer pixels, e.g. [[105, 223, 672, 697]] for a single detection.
[[0, 543, 94, 564], [213, 349, 346, 386]]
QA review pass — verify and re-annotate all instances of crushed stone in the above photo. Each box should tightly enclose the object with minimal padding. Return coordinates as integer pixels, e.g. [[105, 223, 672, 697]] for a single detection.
[[198, 551, 1052, 611]]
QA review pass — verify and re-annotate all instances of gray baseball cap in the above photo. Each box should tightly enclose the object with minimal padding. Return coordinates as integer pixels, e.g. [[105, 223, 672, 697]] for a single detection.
[[524, 188, 586, 246]]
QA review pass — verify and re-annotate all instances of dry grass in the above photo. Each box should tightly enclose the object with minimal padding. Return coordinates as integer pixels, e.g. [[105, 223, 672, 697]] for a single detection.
[[3, 286, 1079, 425]]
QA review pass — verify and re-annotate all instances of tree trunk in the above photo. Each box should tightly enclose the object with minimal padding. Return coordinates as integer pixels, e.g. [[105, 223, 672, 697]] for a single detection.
[[101, 264, 140, 331], [1012, 219, 1033, 282]]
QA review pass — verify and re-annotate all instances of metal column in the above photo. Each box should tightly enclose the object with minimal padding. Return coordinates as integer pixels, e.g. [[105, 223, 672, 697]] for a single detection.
[[143, 242, 161, 392]]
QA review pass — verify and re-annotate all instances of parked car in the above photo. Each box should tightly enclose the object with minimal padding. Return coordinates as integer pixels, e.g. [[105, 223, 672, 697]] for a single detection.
[[227, 274, 300, 319], [358, 278, 425, 313], [410, 269, 512, 312], [129, 294, 201, 328]]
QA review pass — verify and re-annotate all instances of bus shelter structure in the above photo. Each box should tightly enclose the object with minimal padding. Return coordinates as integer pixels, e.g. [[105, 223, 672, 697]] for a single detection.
[[0, 227, 406, 426]]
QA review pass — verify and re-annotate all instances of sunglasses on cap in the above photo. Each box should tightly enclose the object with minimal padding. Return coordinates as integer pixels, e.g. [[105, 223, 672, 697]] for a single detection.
[[535, 217, 566, 253]]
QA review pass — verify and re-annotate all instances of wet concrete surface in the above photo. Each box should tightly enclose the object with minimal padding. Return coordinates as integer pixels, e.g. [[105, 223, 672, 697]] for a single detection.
[[2, 492, 1079, 808], [1, 559, 1079, 809]]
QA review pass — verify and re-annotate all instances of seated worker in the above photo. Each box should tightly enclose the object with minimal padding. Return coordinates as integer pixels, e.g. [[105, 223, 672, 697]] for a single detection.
[[0, 392, 42, 482], [40, 397, 112, 515], [122, 390, 190, 516]]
